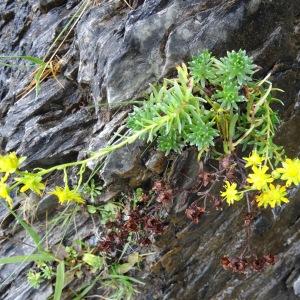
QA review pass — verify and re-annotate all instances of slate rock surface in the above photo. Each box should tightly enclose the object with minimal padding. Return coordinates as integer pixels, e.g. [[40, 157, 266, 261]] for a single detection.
[[0, 0, 299, 299]]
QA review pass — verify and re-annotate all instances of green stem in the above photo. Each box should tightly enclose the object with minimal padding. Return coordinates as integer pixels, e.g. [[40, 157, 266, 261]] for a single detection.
[[232, 121, 260, 148], [36, 86, 193, 178], [253, 81, 272, 115], [37, 125, 159, 177]]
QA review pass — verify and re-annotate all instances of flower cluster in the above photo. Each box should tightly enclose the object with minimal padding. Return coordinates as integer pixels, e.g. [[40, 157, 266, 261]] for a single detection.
[[0, 152, 25, 207], [0, 180, 13, 208], [0, 152, 84, 208], [152, 180, 173, 204], [245, 152, 300, 208], [15, 171, 45, 195], [0, 152, 26, 174], [247, 165, 273, 190], [276, 158, 300, 186], [221, 151, 300, 208], [185, 202, 205, 224], [97, 205, 165, 253]]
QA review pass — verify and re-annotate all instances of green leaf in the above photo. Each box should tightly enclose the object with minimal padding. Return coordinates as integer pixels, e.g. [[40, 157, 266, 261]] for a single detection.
[[9, 209, 43, 251], [73, 275, 100, 300], [0, 62, 22, 68], [87, 205, 97, 214], [82, 253, 104, 270], [21, 56, 45, 66], [54, 261, 65, 300], [108, 274, 145, 285], [34, 66, 45, 95], [0, 253, 55, 264], [115, 263, 134, 274], [0, 55, 45, 66]]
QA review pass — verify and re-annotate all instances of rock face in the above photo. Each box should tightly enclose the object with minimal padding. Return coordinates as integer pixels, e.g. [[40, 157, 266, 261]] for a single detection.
[[0, 0, 300, 299]]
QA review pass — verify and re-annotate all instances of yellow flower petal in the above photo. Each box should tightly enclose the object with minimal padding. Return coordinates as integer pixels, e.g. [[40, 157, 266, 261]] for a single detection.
[[50, 186, 84, 205], [276, 158, 300, 187], [221, 181, 242, 205], [247, 165, 273, 190], [256, 184, 289, 208], [243, 151, 263, 168], [0, 152, 26, 174], [15, 172, 45, 195], [0, 181, 13, 208]]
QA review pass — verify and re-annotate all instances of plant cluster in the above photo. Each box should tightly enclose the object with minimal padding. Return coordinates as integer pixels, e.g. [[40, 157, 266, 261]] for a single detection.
[[127, 49, 282, 159], [25, 239, 142, 299], [27, 263, 55, 288], [221, 254, 276, 273], [129, 49, 300, 213], [221, 153, 300, 209], [1, 50, 292, 212], [1, 49, 300, 296], [13, 184, 167, 299], [95, 187, 167, 254]]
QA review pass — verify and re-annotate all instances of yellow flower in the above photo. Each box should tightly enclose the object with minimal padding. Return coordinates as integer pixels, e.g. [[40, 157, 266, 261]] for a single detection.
[[0, 152, 26, 174], [256, 184, 289, 208], [50, 186, 84, 205], [15, 172, 45, 195], [0, 180, 13, 208], [243, 151, 263, 168], [276, 158, 300, 186], [221, 181, 242, 205], [247, 165, 273, 190]]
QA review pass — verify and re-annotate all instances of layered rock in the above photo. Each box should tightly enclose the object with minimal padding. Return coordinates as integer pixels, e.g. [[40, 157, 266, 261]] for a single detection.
[[0, 0, 299, 299]]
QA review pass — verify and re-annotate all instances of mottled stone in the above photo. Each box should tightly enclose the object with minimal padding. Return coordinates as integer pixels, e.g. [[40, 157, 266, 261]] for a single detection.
[[36, 194, 59, 219], [145, 151, 167, 174], [101, 139, 150, 187]]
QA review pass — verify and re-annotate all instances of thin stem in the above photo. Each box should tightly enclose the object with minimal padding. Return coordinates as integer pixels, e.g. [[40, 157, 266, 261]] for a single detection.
[[63, 168, 68, 186], [232, 123, 257, 148], [253, 81, 272, 115]]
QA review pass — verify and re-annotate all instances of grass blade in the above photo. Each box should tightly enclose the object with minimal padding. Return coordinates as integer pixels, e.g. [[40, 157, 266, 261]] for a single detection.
[[73, 275, 101, 300], [0, 253, 55, 264], [34, 66, 45, 95], [8, 208, 43, 251], [0, 55, 45, 65], [54, 261, 65, 300]]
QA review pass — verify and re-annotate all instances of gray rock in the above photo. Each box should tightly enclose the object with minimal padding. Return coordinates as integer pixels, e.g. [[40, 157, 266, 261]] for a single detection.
[[39, 0, 68, 13], [36, 194, 59, 219], [293, 276, 300, 296], [0, 0, 300, 299], [145, 151, 167, 174], [0, 79, 96, 167], [101, 139, 151, 187]]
